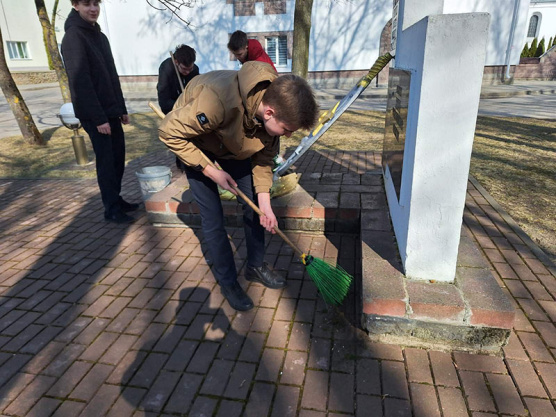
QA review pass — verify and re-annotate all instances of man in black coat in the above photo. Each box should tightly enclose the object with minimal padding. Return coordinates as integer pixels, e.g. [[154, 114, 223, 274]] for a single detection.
[[157, 44, 200, 114], [62, 0, 138, 224]]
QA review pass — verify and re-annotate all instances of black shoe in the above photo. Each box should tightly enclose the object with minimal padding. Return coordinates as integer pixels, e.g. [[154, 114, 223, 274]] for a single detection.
[[119, 199, 140, 212], [245, 262, 287, 289], [104, 210, 135, 224], [221, 281, 254, 311]]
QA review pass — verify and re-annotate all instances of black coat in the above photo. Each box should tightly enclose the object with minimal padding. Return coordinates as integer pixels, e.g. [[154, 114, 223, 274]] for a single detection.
[[157, 58, 199, 114], [61, 9, 127, 126]]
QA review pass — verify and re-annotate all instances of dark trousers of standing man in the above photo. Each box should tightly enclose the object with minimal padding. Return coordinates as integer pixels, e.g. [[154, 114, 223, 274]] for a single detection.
[[81, 118, 126, 217], [184, 156, 265, 287]]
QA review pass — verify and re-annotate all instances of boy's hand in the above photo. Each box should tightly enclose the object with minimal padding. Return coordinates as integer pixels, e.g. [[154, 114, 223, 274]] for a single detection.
[[97, 122, 111, 135], [202, 165, 238, 195], [121, 115, 130, 124], [258, 193, 277, 233]]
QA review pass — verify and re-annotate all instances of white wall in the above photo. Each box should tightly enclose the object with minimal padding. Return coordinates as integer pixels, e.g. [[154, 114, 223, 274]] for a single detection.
[[0, 0, 47, 70], [528, 2, 556, 44], [310, 0, 391, 72], [99, 0, 392, 76], [100, 0, 294, 76], [443, 0, 530, 66], [0, 0, 72, 71]]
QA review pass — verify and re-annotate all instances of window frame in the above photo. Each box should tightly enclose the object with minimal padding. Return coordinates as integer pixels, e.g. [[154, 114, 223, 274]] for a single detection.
[[6, 41, 30, 60], [527, 13, 540, 39], [265, 35, 288, 67]]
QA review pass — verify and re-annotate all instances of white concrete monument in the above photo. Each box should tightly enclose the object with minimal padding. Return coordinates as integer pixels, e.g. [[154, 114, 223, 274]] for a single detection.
[[383, 0, 490, 282]]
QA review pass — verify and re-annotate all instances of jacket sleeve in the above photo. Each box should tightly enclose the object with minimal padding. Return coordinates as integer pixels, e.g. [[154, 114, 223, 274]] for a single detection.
[[158, 85, 224, 170], [62, 30, 108, 126], [248, 40, 277, 72], [157, 60, 178, 115], [251, 136, 280, 194]]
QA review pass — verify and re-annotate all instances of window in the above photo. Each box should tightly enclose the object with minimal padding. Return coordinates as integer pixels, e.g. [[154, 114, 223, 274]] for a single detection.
[[6, 41, 30, 60], [265, 36, 287, 66], [527, 14, 539, 38]]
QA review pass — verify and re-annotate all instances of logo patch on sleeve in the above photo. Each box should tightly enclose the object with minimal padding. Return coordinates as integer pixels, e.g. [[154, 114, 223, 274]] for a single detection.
[[196, 113, 208, 125]]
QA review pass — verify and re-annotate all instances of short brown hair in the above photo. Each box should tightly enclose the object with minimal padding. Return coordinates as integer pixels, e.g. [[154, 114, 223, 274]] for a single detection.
[[174, 44, 196, 66], [227, 30, 248, 52], [262, 75, 319, 130]]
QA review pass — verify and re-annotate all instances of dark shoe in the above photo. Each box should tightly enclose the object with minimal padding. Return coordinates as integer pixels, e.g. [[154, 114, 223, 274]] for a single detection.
[[104, 210, 135, 224], [119, 199, 140, 212], [221, 281, 254, 311], [245, 262, 286, 289]]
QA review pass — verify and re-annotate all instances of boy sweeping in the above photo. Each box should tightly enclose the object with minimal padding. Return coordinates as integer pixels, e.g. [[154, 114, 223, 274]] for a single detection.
[[159, 62, 318, 311]]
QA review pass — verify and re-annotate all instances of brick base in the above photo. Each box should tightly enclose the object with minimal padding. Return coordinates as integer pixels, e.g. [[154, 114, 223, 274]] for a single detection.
[[360, 214, 515, 353]]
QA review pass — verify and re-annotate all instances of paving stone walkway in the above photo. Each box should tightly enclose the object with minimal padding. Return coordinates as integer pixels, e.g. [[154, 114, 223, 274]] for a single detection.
[[0, 150, 555, 417]]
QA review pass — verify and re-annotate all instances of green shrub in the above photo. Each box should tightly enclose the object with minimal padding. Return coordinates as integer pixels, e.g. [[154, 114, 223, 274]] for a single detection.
[[521, 42, 529, 57], [529, 38, 538, 57], [535, 38, 545, 57]]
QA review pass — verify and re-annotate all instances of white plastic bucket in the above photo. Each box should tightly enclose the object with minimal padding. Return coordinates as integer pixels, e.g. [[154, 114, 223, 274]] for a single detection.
[[136, 166, 171, 198]]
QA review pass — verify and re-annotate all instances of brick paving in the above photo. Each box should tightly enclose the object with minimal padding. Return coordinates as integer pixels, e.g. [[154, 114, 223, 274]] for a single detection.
[[0, 150, 555, 416]]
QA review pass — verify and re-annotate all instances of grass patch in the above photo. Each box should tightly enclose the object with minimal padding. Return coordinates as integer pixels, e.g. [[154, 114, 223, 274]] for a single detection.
[[0, 112, 165, 179], [472, 116, 555, 261], [1, 110, 554, 261]]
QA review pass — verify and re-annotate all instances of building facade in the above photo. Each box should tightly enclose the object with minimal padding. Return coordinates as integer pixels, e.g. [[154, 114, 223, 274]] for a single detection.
[[526, 0, 556, 44], [0, 0, 547, 81]]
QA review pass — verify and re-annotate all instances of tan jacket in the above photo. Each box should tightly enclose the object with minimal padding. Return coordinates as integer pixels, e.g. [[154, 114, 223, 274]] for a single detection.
[[158, 61, 279, 194]]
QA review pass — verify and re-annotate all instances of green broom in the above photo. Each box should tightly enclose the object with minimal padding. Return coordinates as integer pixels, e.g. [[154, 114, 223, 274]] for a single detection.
[[149, 102, 353, 304]]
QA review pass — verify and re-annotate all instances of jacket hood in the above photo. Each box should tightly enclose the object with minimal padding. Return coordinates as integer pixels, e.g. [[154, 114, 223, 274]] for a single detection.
[[237, 61, 278, 123], [64, 8, 101, 33]]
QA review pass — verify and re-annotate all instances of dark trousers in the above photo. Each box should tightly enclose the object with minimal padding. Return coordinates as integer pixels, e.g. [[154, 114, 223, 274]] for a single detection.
[[185, 156, 265, 286], [81, 118, 125, 216]]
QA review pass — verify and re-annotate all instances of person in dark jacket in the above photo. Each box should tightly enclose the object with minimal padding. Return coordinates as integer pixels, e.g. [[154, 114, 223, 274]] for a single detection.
[[157, 44, 200, 173], [61, 0, 138, 224], [157, 44, 200, 115]]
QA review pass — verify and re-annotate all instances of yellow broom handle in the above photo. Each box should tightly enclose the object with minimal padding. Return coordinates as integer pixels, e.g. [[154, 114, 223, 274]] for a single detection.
[[148, 101, 305, 258], [170, 51, 185, 93]]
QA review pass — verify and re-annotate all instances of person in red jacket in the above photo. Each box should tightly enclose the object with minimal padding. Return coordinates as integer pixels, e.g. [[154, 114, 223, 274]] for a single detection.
[[227, 30, 277, 72]]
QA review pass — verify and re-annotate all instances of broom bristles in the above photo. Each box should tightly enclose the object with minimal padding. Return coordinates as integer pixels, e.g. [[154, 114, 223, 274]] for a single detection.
[[304, 256, 352, 305]]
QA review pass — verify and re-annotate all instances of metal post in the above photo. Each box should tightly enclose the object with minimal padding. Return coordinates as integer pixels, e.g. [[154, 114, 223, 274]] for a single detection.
[[71, 128, 89, 166]]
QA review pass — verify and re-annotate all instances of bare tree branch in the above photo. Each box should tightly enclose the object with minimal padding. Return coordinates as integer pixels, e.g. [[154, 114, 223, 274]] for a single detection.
[[146, 0, 196, 25]]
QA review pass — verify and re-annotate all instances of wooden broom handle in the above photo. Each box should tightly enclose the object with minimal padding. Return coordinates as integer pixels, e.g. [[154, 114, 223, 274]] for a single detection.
[[148, 101, 305, 258], [170, 51, 185, 93]]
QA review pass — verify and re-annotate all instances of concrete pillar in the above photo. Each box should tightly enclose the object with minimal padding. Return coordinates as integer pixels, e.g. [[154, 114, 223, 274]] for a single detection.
[[384, 0, 490, 282]]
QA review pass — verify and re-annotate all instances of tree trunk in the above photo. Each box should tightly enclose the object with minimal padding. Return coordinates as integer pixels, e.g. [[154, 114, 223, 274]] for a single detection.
[[34, 0, 71, 103], [0, 28, 44, 145], [291, 0, 313, 79]]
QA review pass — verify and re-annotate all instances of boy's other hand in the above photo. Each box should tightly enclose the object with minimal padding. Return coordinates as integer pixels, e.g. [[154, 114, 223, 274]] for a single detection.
[[121, 115, 130, 124], [97, 122, 111, 135], [258, 193, 277, 233]]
